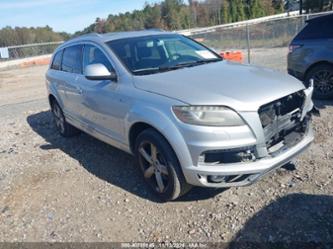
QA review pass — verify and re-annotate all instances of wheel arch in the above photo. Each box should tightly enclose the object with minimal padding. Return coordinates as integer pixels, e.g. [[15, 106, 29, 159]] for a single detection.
[[126, 107, 193, 171], [48, 94, 57, 107], [305, 61, 333, 80], [129, 122, 156, 153], [48, 91, 65, 111]]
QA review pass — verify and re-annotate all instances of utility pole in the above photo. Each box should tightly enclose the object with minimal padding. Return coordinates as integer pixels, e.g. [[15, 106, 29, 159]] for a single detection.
[[246, 24, 251, 64], [299, 0, 303, 15]]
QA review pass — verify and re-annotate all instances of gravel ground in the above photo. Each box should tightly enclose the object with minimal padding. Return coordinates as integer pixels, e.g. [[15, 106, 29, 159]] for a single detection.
[[0, 65, 332, 243]]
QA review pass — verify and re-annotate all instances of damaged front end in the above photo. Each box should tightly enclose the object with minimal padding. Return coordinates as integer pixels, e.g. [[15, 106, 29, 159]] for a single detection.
[[258, 83, 317, 156], [178, 82, 316, 188]]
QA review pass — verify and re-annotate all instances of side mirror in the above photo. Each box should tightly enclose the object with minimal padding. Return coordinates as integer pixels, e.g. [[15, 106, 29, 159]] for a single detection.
[[84, 63, 117, 81]]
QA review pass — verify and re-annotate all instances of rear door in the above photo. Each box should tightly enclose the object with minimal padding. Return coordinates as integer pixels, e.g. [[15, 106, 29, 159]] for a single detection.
[[47, 50, 66, 105], [60, 44, 84, 120]]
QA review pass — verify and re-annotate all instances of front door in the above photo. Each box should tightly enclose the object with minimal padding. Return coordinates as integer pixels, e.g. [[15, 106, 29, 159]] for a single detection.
[[76, 44, 125, 143]]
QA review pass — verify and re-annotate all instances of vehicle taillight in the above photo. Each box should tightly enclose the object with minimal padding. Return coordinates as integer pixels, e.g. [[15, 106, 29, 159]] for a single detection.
[[289, 44, 303, 53]]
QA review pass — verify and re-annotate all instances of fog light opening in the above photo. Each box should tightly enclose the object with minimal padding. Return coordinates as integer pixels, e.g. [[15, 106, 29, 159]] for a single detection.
[[203, 146, 256, 164], [207, 174, 252, 184], [208, 175, 229, 183]]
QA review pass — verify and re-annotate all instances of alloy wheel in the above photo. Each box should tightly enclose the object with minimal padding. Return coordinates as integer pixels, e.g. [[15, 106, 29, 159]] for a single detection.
[[138, 141, 170, 193], [312, 70, 333, 94], [52, 103, 65, 134]]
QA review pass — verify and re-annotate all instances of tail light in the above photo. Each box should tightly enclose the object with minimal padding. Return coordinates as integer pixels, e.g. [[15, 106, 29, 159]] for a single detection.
[[289, 44, 303, 53]]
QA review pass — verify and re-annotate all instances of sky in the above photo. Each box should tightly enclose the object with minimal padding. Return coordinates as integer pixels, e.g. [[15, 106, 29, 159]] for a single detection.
[[0, 0, 161, 33]]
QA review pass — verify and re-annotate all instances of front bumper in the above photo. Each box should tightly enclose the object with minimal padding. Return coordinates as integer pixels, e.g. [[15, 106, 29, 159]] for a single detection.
[[182, 127, 313, 187], [178, 87, 314, 188]]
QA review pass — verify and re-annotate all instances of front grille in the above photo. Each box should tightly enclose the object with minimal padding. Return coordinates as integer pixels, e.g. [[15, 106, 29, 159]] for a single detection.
[[258, 91, 306, 153]]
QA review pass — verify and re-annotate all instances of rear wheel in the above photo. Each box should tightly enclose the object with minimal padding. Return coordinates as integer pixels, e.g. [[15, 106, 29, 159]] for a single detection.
[[51, 100, 80, 137], [305, 64, 333, 99], [134, 129, 192, 201]]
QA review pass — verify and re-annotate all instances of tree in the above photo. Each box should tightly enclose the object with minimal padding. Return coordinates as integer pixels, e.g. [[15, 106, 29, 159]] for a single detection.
[[304, 0, 332, 13], [58, 0, 333, 39], [235, 0, 246, 21], [161, 0, 185, 29], [189, 0, 198, 26], [179, 5, 192, 28], [196, 2, 210, 26], [229, 0, 245, 22], [0, 26, 68, 46], [205, 0, 223, 24], [221, 0, 231, 23], [273, 0, 284, 13], [143, 4, 162, 29], [249, 0, 266, 18], [94, 18, 106, 33]]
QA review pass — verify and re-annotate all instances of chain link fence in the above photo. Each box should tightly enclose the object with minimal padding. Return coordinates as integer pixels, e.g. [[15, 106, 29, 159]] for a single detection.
[[0, 41, 63, 61], [187, 11, 332, 71]]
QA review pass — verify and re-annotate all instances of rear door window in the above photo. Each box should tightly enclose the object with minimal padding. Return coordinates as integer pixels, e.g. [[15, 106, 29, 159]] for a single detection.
[[62, 45, 83, 74], [51, 50, 62, 70]]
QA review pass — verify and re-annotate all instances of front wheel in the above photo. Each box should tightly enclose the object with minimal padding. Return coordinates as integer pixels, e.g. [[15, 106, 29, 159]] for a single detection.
[[134, 129, 192, 201], [305, 64, 333, 99]]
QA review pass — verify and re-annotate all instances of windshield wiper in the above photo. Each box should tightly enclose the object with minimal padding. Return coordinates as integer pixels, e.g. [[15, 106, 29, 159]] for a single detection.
[[132, 58, 222, 75], [159, 58, 222, 71], [132, 67, 161, 75]]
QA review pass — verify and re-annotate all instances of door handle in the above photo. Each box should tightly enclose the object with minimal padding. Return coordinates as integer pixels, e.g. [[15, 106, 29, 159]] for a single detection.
[[76, 86, 83, 95]]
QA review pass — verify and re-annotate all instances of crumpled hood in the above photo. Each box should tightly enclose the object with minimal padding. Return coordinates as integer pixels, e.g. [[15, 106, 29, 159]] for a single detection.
[[133, 61, 305, 111]]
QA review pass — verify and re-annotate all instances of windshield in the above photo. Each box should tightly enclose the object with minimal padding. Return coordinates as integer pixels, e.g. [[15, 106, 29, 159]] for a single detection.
[[106, 34, 222, 75]]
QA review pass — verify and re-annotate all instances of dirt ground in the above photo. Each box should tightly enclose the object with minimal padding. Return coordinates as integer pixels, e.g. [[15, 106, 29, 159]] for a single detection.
[[0, 65, 332, 243]]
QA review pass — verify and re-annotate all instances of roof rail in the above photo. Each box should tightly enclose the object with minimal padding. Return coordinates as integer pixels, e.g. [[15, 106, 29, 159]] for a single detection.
[[67, 32, 103, 42], [77, 32, 103, 38], [306, 12, 333, 22], [145, 28, 165, 32]]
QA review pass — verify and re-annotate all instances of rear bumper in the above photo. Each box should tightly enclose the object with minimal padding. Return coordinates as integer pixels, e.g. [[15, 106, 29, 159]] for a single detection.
[[287, 51, 307, 82], [182, 126, 313, 188], [288, 68, 304, 82]]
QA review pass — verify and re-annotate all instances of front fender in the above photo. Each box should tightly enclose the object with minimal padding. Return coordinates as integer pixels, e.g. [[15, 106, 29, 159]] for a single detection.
[[125, 104, 194, 169]]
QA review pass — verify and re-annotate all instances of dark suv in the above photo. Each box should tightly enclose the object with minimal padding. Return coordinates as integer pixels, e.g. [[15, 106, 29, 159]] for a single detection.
[[288, 13, 333, 99]]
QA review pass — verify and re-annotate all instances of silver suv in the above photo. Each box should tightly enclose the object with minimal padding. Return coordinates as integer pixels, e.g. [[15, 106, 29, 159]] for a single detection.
[[46, 30, 314, 200]]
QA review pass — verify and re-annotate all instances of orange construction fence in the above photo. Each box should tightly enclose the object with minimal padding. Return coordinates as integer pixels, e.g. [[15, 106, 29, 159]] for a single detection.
[[220, 51, 244, 63], [20, 57, 51, 68]]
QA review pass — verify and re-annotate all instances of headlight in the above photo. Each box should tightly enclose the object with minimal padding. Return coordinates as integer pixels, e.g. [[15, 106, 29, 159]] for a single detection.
[[172, 106, 245, 126]]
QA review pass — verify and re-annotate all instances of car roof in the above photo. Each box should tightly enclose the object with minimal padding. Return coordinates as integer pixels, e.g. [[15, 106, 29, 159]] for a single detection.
[[306, 13, 333, 23], [60, 30, 176, 49]]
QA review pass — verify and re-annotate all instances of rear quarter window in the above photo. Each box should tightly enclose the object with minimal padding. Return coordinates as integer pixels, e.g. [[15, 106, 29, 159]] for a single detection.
[[50, 50, 62, 70]]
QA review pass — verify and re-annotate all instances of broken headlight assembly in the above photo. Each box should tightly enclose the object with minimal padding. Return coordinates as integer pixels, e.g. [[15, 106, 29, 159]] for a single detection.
[[172, 106, 245, 127]]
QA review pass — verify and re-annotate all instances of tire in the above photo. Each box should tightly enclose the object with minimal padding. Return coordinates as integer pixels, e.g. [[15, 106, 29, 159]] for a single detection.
[[50, 100, 80, 137], [305, 64, 333, 99], [134, 128, 192, 201]]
